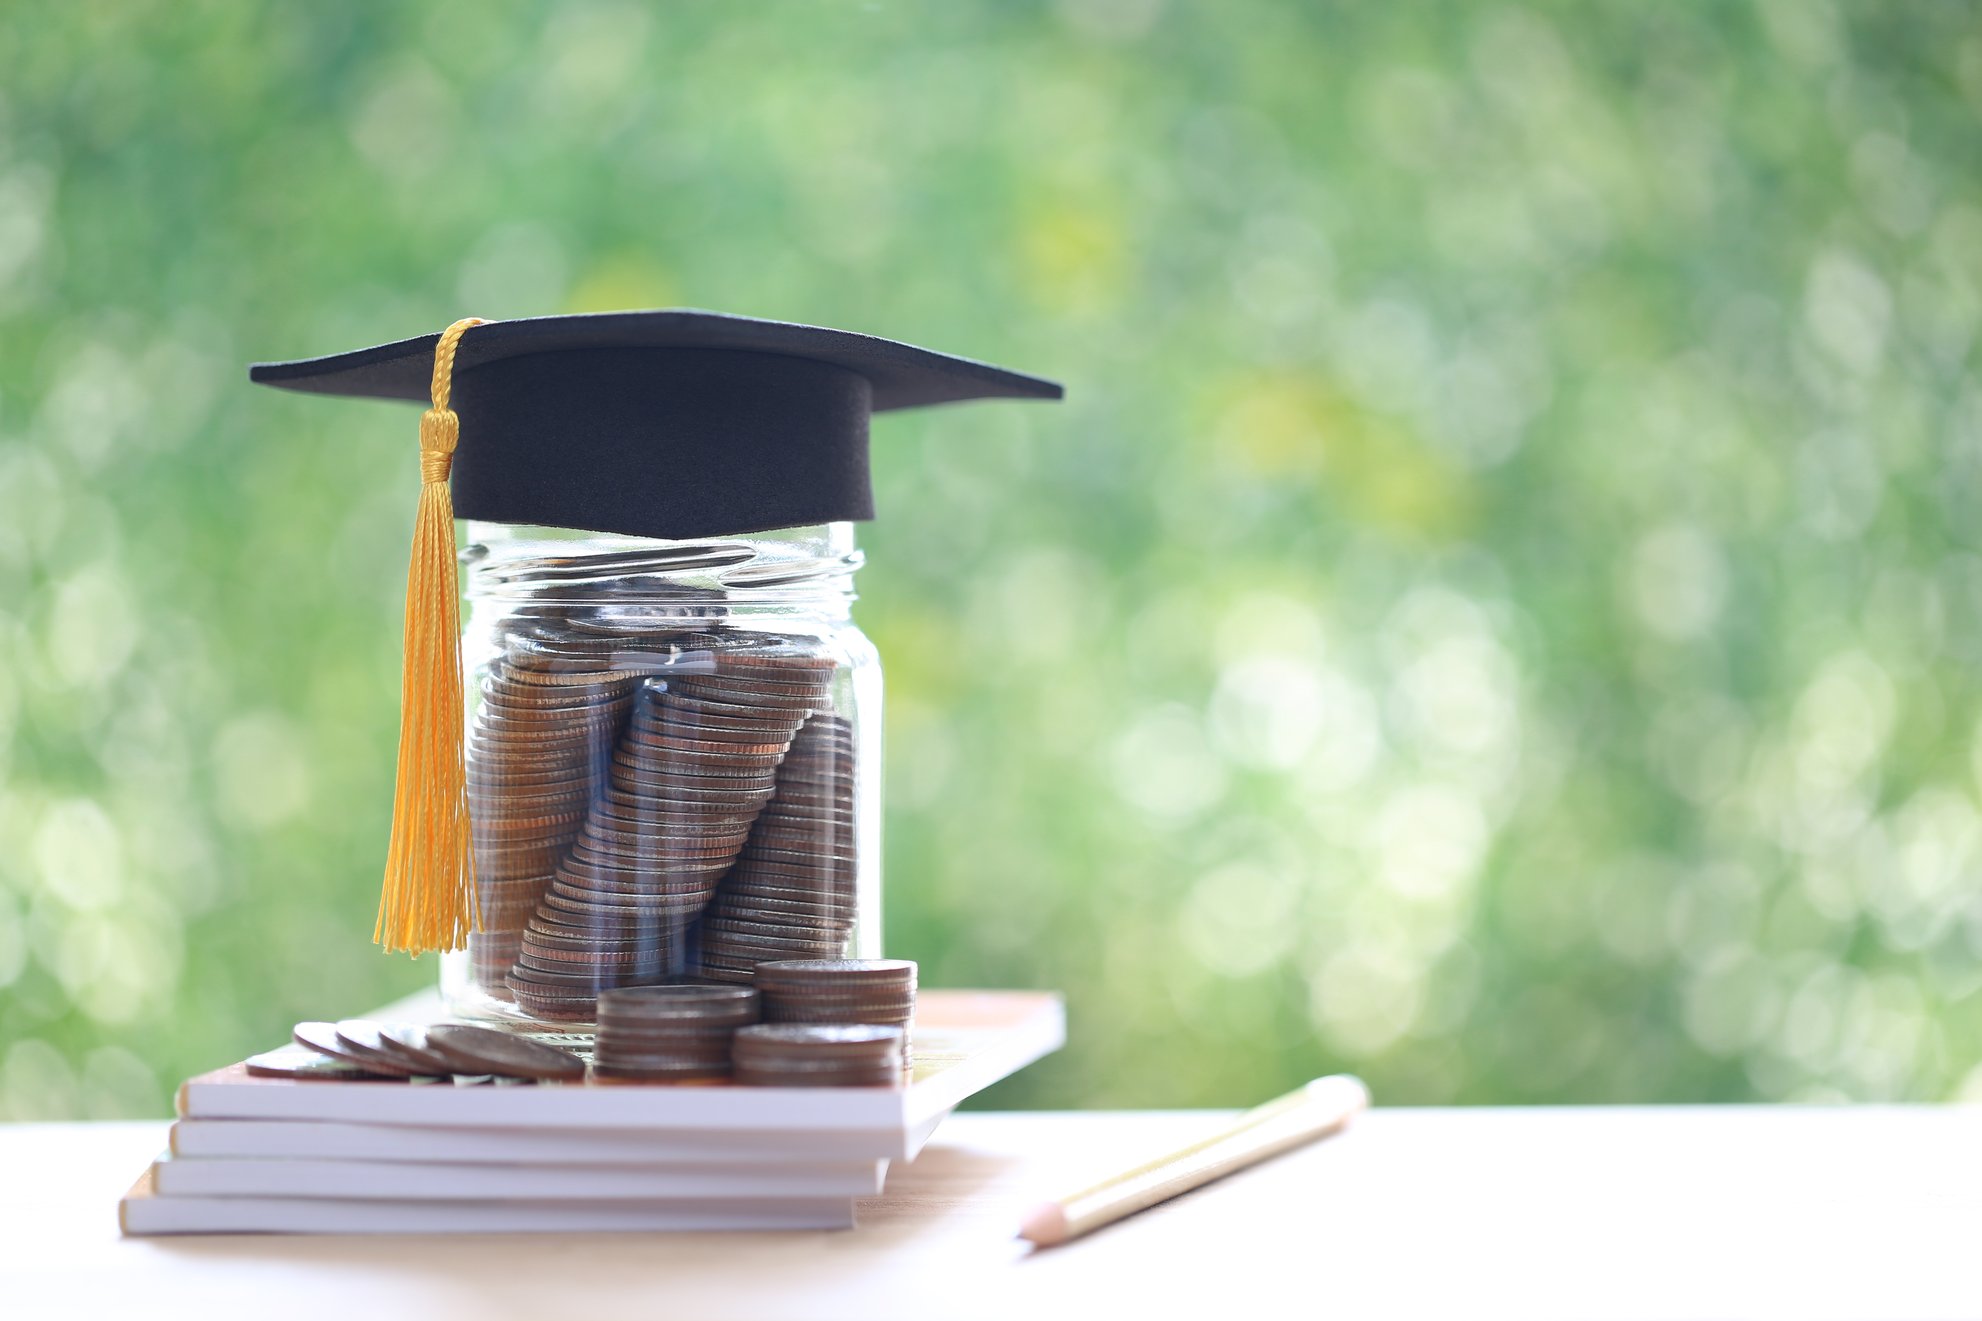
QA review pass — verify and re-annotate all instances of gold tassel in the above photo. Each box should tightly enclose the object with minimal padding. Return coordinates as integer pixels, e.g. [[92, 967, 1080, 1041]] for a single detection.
[[376, 316, 486, 955]]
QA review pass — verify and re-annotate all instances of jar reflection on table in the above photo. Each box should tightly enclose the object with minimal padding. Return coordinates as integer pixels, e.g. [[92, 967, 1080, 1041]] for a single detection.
[[439, 522, 881, 1029]]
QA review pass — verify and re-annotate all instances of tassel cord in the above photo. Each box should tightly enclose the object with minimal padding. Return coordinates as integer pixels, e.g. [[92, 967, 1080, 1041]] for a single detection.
[[375, 316, 486, 954]]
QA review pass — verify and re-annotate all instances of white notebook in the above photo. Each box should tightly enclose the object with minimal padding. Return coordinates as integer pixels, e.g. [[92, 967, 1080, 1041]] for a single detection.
[[148, 1151, 886, 1199], [120, 1177, 855, 1236], [126, 989, 1062, 1237], [170, 1117, 890, 1165], [174, 991, 1063, 1160]]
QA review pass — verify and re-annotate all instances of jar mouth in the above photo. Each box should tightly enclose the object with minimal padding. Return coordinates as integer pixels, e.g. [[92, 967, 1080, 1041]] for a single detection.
[[461, 522, 862, 606]]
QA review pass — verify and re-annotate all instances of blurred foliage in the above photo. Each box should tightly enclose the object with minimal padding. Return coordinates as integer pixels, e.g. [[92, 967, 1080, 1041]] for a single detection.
[[3, 1, 1981, 1118]]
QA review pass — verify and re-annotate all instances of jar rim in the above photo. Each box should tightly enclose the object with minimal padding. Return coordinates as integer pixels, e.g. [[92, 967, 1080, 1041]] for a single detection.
[[462, 523, 861, 607]]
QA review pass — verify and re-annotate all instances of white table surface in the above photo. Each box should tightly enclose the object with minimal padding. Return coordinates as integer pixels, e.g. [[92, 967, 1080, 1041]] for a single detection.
[[3, 1106, 1978, 1321]]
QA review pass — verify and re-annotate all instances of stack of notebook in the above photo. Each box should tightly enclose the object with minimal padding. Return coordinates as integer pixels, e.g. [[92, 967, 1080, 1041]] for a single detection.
[[120, 989, 1063, 1235]]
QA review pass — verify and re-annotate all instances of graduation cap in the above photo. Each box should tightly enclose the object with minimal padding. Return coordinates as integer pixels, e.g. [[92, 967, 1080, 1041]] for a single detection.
[[252, 308, 1062, 540], [251, 310, 1062, 954]]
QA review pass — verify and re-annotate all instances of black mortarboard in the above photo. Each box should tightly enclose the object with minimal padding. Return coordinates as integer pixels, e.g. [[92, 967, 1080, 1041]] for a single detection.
[[250, 310, 1060, 956], [250, 308, 1063, 540]]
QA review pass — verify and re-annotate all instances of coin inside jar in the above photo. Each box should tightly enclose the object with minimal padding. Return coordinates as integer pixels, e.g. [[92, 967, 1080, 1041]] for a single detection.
[[454, 614, 867, 1021]]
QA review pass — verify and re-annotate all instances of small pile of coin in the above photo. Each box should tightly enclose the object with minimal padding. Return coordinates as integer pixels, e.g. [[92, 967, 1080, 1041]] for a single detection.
[[697, 714, 858, 983], [288, 1020, 586, 1082], [590, 984, 762, 1083], [731, 1023, 905, 1087], [756, 959, 916, 1067]]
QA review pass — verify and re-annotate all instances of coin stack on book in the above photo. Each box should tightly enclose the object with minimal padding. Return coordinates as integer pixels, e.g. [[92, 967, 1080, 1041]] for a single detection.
[[591, 984, 765, 1083], [758, 959, 918, 1066], [118, 988, 1066, 1237], [733, 1024, 906, 1087]]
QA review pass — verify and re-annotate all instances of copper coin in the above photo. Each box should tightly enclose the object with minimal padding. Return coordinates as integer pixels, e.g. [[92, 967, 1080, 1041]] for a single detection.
[[732, 1023, 902, 1050], [584, 800, 764, 829], [712, 656, 838, 679], [478, 690, 632, 718], [699, 916, 851, 943], [666, 678, 825, 707], [747, 824, 856, 846], [577, 808, 753, 834], [597, 1011, 743, 1035], [772, 764, 859, 788], [541, 889, 710, 916], [756, 958, 916, 984], [710, 881, 856, 904], [642, 721, 801, 748], [591, 1063, 731, 1082], [292, 1021, 421, 1077], [503, 958, 624, 986], [719, 877, 859, 901], [646, 694, 808, 725], [614, 756, 787, 784], [754, 799, 857, 818], [364, 1022, 461, 1073], [705, 912, 852, 936], [540, 883, 709, 910], [748, 822, 855, 847], [493, 666, 641, 689], [699, 927, 846, 951], [519, 943, 683, 968], [523, 922, 679, 950], [514, 955, 677, 982], [486, 661, 635, 687], [645, 690, 807, 722], [602, 777, 776, 806], [524, 932, 689, 958], [725, 848, 856, 868], [420, 1027, 584, 1082], [712, 885, 857, 911], [644, 687, 811, 719], [245, 1049, 381, 1082], [327, 1020, 444, 1075], [611, 752, 782, 781], [751, 990, 913, 1010], [620, 734, 791, 762], [735, 847, 859, 870], [473, 791, 599, 820], [598, 983, 760, 1021]]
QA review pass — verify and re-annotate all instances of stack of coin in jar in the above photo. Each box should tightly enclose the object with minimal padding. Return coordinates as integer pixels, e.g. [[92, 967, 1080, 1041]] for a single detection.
[[696, 714, 858, 982], [731, 1024, 905, 1087], [500, 635, 844, 1021], [755, 959, 916, 1067], [465, 630, 644, 994], [590, 983, 761, 1083]]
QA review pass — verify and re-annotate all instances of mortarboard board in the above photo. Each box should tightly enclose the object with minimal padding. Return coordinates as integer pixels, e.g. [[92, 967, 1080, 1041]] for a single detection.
[[250, 310, 1061, 954], [251, 308, 1063, 541]]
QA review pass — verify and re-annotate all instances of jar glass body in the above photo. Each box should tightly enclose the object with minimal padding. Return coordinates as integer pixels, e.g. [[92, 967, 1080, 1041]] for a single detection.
[[439, 521, 881, 1028]]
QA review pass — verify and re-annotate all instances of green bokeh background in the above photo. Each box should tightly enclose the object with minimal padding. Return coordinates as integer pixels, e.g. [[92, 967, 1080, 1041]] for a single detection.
[[3, 2, 1980, 1117]]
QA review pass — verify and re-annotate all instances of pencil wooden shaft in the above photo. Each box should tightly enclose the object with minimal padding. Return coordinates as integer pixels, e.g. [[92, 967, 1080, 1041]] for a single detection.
[[1046, 1075, 1368, 1244]]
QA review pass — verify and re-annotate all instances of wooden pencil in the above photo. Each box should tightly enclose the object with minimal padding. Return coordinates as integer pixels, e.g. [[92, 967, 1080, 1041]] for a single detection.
[[1018, 1074, 1370, 1247]]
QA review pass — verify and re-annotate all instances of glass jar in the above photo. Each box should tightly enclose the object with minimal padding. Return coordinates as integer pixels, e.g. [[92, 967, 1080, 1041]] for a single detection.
[[439, 521, 881, 1028]]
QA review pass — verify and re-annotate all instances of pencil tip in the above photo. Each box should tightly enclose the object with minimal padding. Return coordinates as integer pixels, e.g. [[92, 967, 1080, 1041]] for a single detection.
[[1018, 1202, 1067, 1246]]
